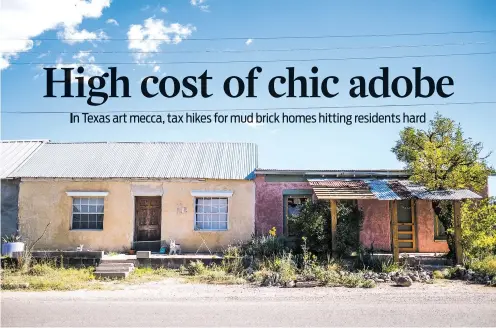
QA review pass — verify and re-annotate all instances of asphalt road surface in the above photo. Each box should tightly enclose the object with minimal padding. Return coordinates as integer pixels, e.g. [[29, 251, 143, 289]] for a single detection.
[[2, 279, 496, 327]]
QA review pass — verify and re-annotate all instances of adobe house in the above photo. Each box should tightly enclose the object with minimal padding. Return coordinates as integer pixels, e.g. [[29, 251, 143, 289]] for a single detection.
[[12, 142, 257, 253], [1, 140, 47, 238], [255, 169, 482, 262]]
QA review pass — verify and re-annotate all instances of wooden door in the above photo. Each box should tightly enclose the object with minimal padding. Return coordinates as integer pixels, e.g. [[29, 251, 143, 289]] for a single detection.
[[135, 196, 161, 243], [395, 199, 417, 252]]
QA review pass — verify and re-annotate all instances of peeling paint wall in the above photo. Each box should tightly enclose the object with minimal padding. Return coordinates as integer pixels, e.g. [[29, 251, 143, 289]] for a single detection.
[[415, 200, 449, 253], [358, 200, 391, 251], [254, 175, 313, 235], [18, 179, 255, 252], [1, 179, 19, 238]]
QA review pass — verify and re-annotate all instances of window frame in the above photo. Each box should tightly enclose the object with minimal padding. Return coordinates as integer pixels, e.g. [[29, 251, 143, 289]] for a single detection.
[[70, 197, 105, 231], [283, 190, 314, 236], [193, 196, 230, 232]]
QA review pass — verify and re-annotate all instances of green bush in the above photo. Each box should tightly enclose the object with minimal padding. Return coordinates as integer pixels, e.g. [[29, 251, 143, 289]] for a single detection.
[[470, 255, 496, 276], [432, 270, 444, 279], [242, 234, 287, 258], [186, 260, 207, 276], [288, 200, 363, 257], [461, 198, 496, 262]]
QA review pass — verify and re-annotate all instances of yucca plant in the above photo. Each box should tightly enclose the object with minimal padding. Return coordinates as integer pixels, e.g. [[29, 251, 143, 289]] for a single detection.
[[2, 234, 22, 243]]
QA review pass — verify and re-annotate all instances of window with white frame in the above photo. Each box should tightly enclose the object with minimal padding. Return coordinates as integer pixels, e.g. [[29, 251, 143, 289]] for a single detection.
[[72, 197, 104, 230], [194, 197, 228, 231]]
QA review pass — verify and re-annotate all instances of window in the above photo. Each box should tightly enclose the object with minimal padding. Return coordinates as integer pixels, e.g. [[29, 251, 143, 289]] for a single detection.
[[194, 197, 228, 231], [434, 214, 447, 240], [284, 194, 312, 236], [72, 197, 104, 230]]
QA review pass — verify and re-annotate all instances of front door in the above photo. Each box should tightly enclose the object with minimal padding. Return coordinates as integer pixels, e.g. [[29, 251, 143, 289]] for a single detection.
[[134, 196, 161, 251], [395, 199, 417, 252]]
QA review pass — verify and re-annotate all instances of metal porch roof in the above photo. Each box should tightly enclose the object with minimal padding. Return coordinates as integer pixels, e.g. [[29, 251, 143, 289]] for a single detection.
[[10, 142, 258, 180], [308, 178, 482, 201]]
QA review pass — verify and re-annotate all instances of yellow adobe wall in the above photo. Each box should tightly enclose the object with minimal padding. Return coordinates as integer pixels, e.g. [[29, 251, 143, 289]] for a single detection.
[[18, 179, 255, 252]]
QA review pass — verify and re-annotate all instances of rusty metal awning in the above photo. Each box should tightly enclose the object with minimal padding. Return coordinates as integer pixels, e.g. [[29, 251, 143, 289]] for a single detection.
[[307, 178, 482, 201]]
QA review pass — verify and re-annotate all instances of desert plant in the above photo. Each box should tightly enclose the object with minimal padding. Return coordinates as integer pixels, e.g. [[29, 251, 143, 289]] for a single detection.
[[186, 260, 207, 276], [2, 233, 22, 243], [242, 233, 287, 258]]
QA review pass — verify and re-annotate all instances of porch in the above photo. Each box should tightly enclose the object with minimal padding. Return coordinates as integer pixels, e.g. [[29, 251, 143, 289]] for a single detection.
[[307, 178, 482, 263]]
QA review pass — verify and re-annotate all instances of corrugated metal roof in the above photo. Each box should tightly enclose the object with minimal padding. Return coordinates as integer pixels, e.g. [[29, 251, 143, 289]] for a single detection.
[[308, 179, 376, 199], [11, 142, 257, 180], [0, 140, 47, 179], [308, 178, 482, 201]]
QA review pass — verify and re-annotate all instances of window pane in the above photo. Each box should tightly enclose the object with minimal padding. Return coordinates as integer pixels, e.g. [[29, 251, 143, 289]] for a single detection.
[[212, 221, 220, 230], [397, 200, 413, 223], [96, 221, 103, 229], [96, 205, 104, 213], [81, 198, 89, 205], [89, 221, 97, 229], [72, 222, 81, 229], [73, 205, 80, 213], [89, 198, 98, 205], [219, 221, 227, 230], [79, 221, 89, 229], [72, 214, 81, 223]]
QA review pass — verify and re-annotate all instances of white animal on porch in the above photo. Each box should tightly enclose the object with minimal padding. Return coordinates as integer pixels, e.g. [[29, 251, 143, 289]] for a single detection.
[[169, 240, 182, 255]]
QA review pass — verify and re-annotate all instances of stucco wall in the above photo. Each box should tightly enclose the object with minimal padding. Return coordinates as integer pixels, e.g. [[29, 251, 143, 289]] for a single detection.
[[254, 175, 313, 235], [415, 200, 449, 253], [358, 200, 391, 251], [1, 179, 19, 238], [18, 179, 255, 252]]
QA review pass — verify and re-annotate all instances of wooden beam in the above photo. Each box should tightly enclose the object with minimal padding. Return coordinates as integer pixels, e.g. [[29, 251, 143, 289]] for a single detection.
[[391, 200, 399, 263], [453, 200, 463, 265], [330, 199, 337, 255]]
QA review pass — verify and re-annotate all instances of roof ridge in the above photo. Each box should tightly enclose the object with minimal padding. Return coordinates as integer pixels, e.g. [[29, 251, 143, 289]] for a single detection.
[[45, 141, 256, 145]]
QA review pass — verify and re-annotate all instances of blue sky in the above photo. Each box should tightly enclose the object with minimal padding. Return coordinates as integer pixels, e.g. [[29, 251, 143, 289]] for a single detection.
[[1, 0, 496, 193]]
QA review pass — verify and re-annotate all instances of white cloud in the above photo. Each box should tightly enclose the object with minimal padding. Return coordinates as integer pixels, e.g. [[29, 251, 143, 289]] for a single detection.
[[190, 0, 209, 12], [160, 7, 168, 13], [0, 0, 111, 70], [58, 26, 108, 45], [106, 18, 119, 26], [127, 18, 196, 63], [245, 38, 253, 46], [153, 65, 161, 73]]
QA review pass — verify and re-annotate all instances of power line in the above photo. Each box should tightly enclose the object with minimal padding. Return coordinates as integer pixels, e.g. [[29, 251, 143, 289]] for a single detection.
[[3, 101, 496, 115], [4, 29, 496, 41], [11, 51, 496, 65], [22, 41, 495, 55]]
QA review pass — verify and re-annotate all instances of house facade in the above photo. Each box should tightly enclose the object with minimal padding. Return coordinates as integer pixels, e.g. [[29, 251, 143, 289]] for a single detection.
[[12, 142, 257, 252], [255, 169, 482, 254], [0, 140, 47, 238]]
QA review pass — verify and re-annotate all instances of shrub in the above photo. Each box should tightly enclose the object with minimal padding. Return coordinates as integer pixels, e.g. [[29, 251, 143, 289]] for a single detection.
[[461, 198, 496, 262], [470, 255, 496, 276], [186, 260, 207, 276], [242, 234, 287, 258], [288, 200, 364, 257], [432, 270, 444, 279]]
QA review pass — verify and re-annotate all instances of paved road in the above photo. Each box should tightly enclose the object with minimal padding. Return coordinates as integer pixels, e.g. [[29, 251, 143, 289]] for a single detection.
[[2, 280, 496, 327]]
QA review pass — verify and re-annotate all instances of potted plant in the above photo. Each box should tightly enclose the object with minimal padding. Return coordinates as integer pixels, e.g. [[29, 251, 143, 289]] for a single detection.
[[128, 241, 136, 255], [1, 233, 25, 257]]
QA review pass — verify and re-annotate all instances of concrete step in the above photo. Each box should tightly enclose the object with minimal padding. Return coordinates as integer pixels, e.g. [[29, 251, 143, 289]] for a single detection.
[[94, 271, 130, 279], [95, 267, 134, 273], [97, 263, 135, 268]]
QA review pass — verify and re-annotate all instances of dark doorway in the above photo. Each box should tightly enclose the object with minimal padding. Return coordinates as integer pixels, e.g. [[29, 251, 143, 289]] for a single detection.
[[134, 196, 162, 252]]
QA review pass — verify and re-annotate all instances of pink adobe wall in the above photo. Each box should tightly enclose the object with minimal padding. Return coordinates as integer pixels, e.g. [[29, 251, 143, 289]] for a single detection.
[[254, 175, 312, 235], [358, 200, 391, 251], [415, 200, 449, 253]]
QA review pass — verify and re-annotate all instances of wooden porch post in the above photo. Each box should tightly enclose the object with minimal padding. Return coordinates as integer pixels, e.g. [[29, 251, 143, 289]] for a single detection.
[[330, 199, 337, 256], [453, 200, 463, 265], [391, 200, 399, 263]]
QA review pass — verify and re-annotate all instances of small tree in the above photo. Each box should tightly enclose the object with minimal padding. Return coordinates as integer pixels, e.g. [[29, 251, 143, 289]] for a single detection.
[[392, 113, 492, 259], [461, 197, 496, 262]]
